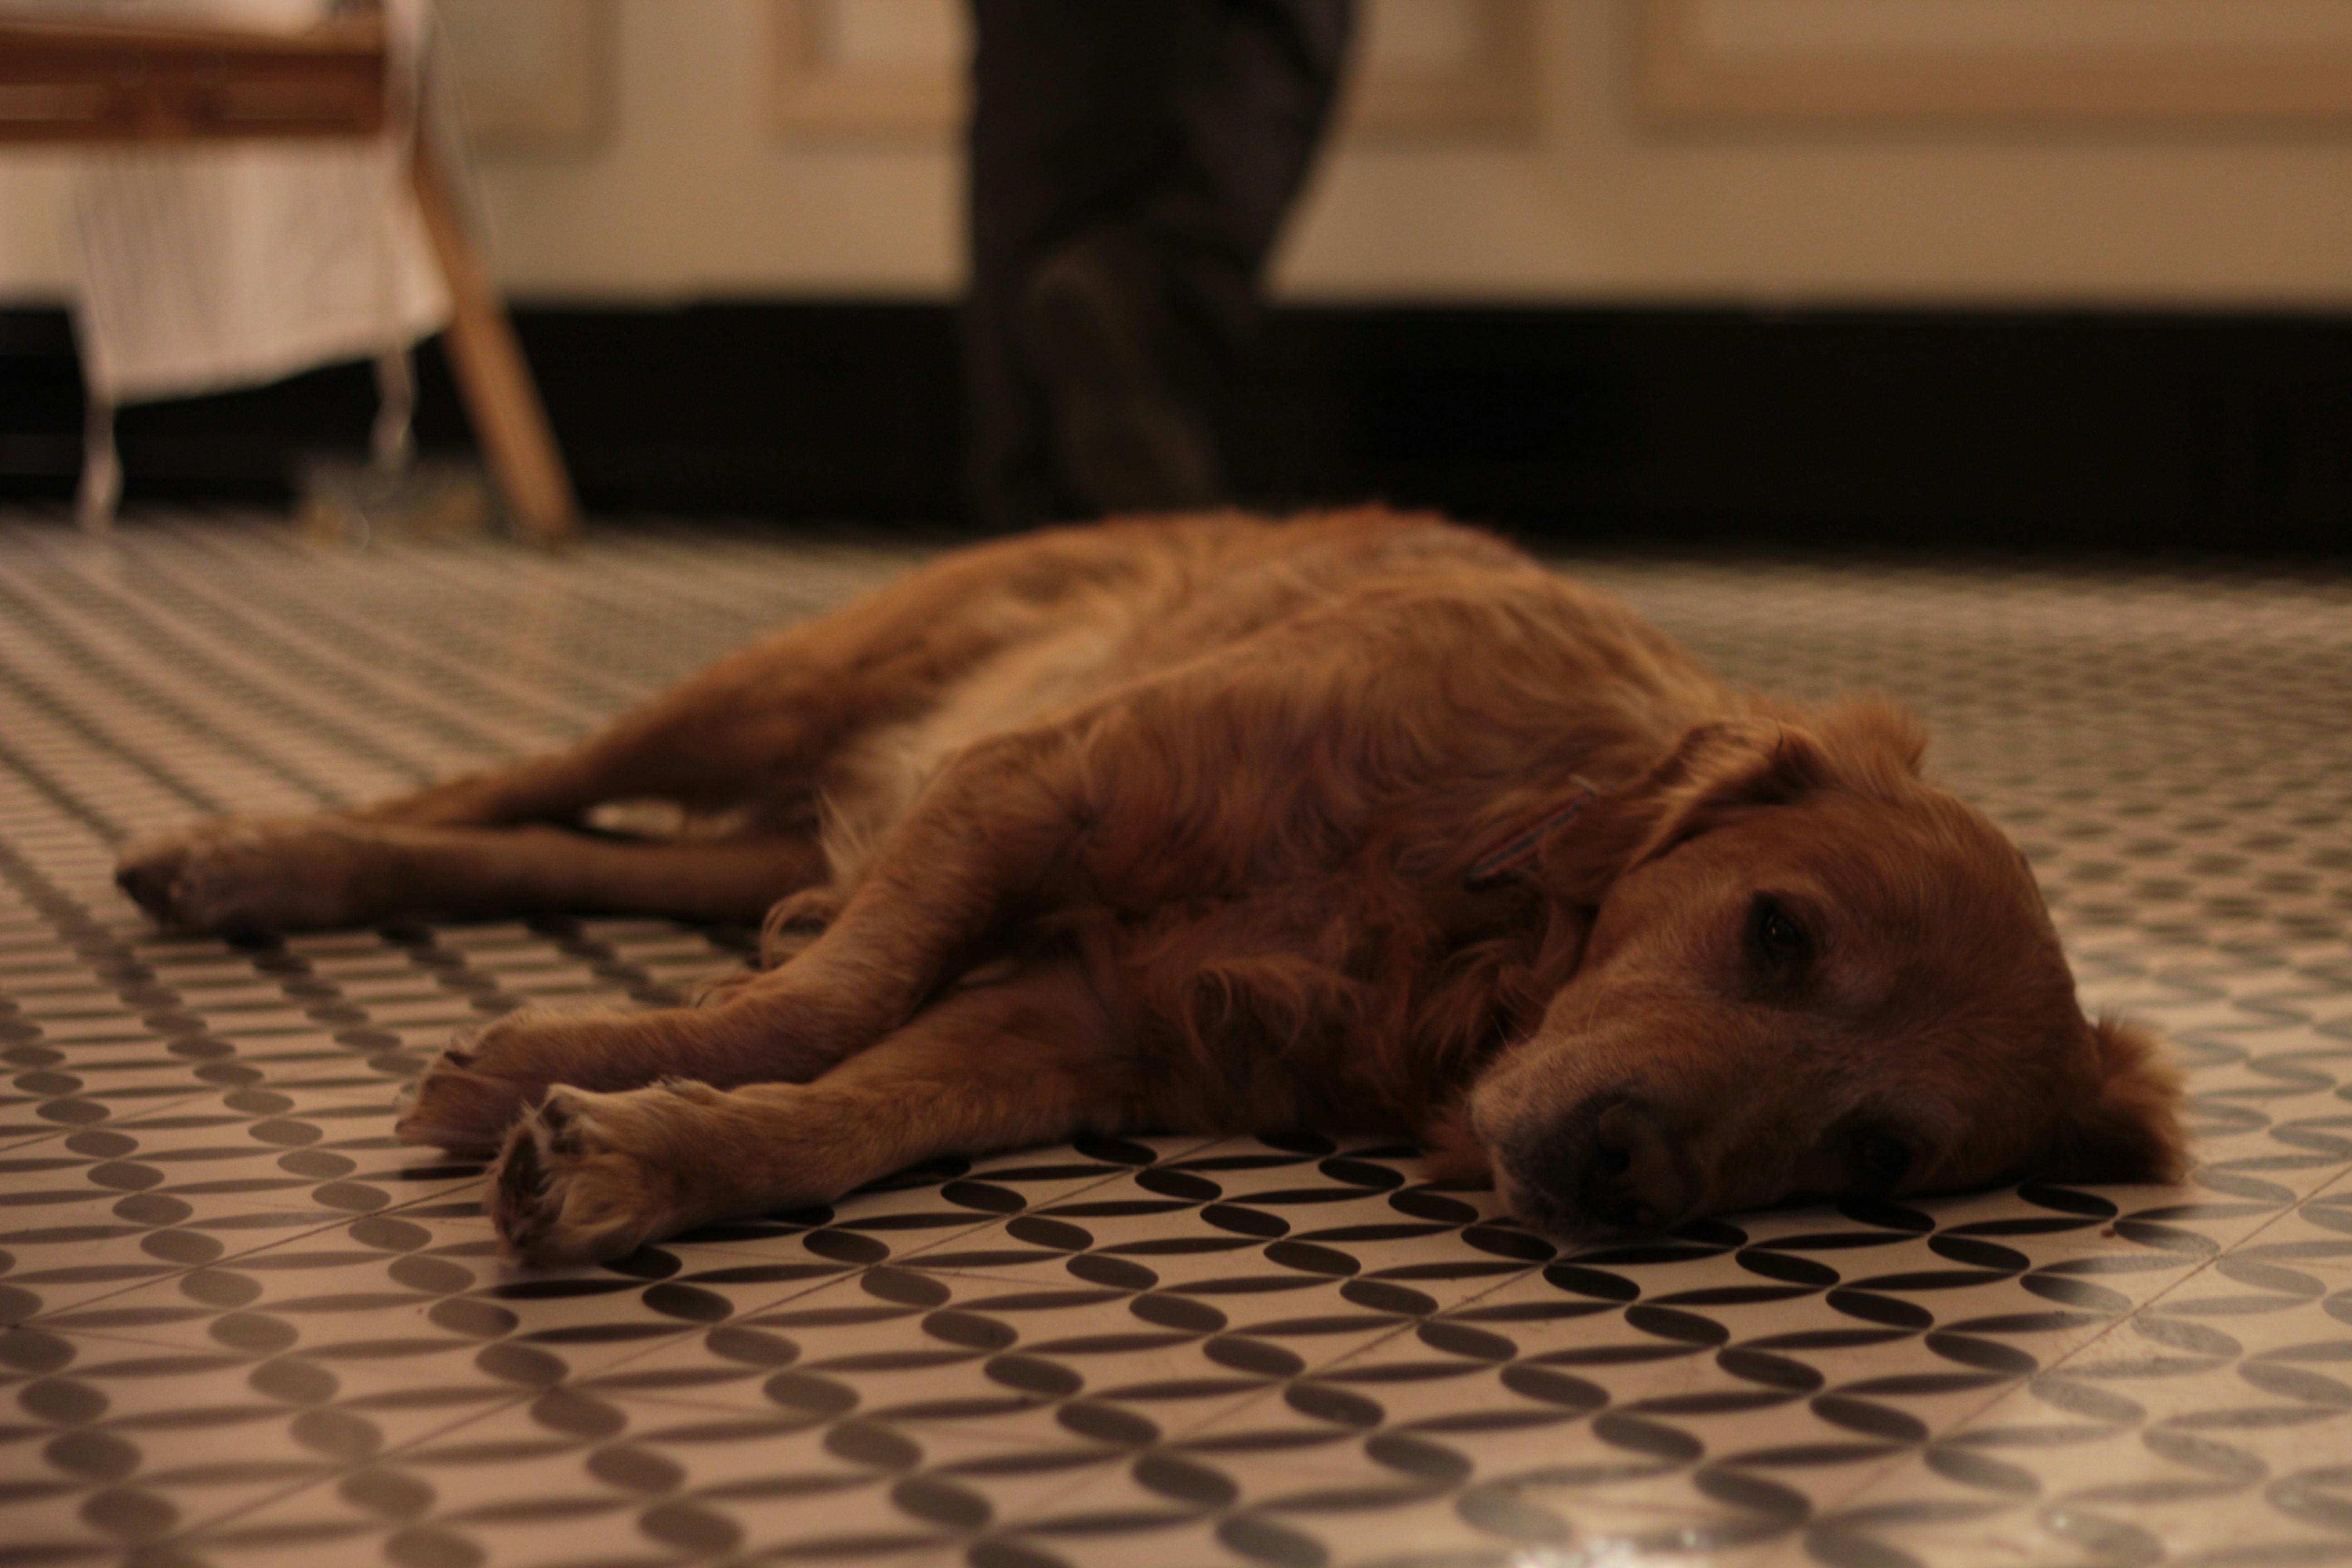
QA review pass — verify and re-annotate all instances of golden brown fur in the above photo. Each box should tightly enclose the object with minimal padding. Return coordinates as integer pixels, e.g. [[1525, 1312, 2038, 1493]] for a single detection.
[[115, 510, 2188, 1264]]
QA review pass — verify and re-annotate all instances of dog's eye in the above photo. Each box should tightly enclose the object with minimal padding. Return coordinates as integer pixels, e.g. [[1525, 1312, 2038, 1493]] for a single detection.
[[1751, 896, 1809, 969], [1853, 1133, 1912, 1191]]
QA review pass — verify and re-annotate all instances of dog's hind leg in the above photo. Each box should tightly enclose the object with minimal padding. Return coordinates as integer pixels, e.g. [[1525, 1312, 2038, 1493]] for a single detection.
[[482, 958, 1128, 1265], [119, 524, 1147, 930], [112, 609, 904, 929], [118, 820, 827, 935]]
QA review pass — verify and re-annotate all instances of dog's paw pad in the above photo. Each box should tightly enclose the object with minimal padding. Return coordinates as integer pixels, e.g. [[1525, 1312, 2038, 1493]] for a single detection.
[[486, 1087, 668, 1269], [497, 1112, 551, 1201], [534, 1086, 589, 1152]]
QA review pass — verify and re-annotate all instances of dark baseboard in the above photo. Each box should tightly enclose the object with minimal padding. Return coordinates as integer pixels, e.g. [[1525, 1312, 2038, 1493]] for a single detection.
[[5, 300, 2348, 554]]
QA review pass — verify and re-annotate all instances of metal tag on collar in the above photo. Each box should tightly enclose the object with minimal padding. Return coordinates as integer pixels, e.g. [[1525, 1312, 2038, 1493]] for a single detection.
[[1465, 776, 1599, 891]]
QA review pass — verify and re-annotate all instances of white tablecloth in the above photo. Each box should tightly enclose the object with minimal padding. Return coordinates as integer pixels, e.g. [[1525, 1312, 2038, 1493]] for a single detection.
[[44, 0, 451, 403]]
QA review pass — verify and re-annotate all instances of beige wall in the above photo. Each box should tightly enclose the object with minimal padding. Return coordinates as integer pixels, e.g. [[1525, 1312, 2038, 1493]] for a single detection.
[[5, 0, 2352, 308], [0, 155, 76, 301]]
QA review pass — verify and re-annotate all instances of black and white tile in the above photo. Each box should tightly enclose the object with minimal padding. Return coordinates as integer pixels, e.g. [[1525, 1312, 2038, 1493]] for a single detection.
[[1, 514, 2347, 1568]]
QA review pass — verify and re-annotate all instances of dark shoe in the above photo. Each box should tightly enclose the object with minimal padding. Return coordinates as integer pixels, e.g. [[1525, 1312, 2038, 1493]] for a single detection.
[[1020, 240, 1223, 516]]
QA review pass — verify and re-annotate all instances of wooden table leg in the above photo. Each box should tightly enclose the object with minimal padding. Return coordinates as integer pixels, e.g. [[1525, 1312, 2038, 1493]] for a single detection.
[[409, 137, 580, 544]]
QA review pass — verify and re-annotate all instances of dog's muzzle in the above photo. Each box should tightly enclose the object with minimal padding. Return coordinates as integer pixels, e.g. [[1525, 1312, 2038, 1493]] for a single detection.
[[1507, 1093, 1700, 1237]]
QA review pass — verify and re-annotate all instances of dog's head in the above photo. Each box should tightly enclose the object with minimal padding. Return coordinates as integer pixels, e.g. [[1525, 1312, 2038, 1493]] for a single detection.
[[1464, 699, 2187, 1237]]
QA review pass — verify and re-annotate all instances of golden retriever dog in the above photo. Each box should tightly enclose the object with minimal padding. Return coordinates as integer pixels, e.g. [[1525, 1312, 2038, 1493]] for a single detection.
[[116, 510, 2187, 1265]]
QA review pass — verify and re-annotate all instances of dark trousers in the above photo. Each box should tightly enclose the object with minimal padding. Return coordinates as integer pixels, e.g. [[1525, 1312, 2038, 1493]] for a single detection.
[[964, 0, 1354, 529]]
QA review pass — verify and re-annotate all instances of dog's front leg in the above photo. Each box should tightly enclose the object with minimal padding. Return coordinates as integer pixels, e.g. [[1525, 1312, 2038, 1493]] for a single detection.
[[485, 960, 1126, 1265], [401, 723, 1095, 1155], [645, 723, 1097, 1070]]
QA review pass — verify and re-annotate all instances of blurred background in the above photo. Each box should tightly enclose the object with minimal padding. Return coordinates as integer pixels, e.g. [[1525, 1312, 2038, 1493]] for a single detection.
[[4, 0, 2351, 551]]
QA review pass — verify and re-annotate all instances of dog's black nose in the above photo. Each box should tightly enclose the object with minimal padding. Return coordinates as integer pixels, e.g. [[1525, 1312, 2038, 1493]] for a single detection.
[[1588, 1100, 1690, 1231]]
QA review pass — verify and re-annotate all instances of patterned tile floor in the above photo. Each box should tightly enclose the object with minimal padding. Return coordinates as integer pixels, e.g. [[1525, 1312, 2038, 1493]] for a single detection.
[[0, 512, 2348, 1568]]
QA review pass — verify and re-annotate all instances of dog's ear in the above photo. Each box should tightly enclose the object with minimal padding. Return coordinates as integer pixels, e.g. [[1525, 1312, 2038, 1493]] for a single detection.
[[2038, 1016, 2190, 1186], [1632, 720, 1829, 862], [1810, 696, 1928, 795], [1539, 719, 1821, 901], [1538, 699, 1932, 903]]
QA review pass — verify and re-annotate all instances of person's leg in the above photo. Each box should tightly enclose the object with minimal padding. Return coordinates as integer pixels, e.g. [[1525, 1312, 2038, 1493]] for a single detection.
[[966, 0, 1176, 527], [963, 0, 1352, 527], [1126, 0, 1356, 387]]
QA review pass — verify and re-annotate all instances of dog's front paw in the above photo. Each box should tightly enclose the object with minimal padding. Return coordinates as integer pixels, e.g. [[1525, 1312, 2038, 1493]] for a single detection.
[[115, 818, 382, 933], [487, 1079, 726, 1267], [393, 1028, 527, 1158], [394, 1004, 676, 1153]]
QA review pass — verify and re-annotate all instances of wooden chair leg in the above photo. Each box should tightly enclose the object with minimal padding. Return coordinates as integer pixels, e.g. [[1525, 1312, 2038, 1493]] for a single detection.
[[76, 394, 120, 535], [409, 137, 580, 544]]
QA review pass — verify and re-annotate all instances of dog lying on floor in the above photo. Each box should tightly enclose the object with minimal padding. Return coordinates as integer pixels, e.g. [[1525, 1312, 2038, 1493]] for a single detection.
[[116, 510, 2187, 1265]]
